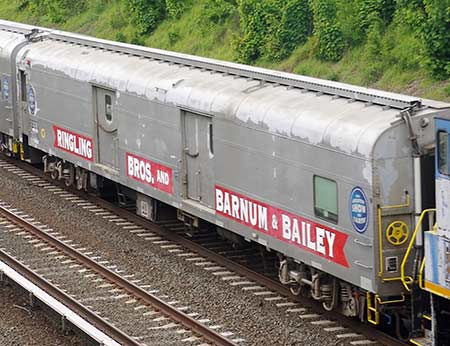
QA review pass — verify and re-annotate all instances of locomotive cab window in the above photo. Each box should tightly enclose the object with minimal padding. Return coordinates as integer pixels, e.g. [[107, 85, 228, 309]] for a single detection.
[[314, 176, 338, 223], [438, 131, 449, 175], [105, 94, 112, 122]]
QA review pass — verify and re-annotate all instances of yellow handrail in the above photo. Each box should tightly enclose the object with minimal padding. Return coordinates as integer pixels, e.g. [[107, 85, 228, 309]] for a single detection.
[[419, 256, 426, 290], [400, 208, 435, 292], [377, 193, 411, 279], [367, 292, 379, 325], [19, 142, 25, 161], [378, 294, 406, 305], [380, 194, 411, 210], [367, 292, 406, 325], [423, 314, 432, 321]]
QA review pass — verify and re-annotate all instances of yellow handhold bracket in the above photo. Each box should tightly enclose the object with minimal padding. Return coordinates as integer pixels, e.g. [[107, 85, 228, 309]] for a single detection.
[[367, 292, 406, 325], [400, 208, 436, 292], [367, 292, 380, 325]]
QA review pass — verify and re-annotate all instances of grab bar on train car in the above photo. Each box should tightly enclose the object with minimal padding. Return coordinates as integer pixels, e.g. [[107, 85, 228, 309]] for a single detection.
[[418, 256, 426, 290], [400, 208, 435, 292], [366, 292, 380, 325], [366, 292, 406, 326]]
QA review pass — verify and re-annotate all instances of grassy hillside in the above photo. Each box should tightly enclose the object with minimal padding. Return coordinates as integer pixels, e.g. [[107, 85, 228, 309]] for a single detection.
[[0, 0, 449, 101]]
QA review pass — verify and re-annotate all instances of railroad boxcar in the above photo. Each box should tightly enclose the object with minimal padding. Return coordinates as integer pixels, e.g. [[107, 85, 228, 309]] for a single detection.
[[0, 22, 36, 153], [1, 19, 449, 344]]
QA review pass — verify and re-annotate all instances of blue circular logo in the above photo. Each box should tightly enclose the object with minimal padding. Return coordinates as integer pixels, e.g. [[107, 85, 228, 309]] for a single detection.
[[350, 187, 369, 233], [27, 85, 36, 115], [2, 75, 9, 100]]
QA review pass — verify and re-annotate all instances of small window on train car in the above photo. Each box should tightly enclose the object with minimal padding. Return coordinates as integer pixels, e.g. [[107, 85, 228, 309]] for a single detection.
[[438, 131, 449, 175], [209, 123, 214, 156], [314, 176, 338, 223], [20, 71, 27, 102], [105, 94, 112, 122]]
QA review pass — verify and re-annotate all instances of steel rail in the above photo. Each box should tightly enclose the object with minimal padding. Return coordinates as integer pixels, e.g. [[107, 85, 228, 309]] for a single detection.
[[0, 249, 140, 346], [0, 204, 237, 346]]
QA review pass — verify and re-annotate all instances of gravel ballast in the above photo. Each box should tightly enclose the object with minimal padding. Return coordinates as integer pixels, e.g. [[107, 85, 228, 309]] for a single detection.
[[0, 162, 381, 346], [0, 284, 86, 346], [0, 223, 191, 346]]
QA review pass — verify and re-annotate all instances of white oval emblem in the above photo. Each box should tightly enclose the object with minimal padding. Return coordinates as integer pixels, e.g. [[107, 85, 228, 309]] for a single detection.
[[350, 187, 369, 233], [28, 85, 36, 115]]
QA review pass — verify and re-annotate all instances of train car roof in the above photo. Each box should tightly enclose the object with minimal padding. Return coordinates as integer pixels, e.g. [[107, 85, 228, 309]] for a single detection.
[[0, 20, 38, 34], [0, 29, 27, 59], [2, 19, 450, 159]]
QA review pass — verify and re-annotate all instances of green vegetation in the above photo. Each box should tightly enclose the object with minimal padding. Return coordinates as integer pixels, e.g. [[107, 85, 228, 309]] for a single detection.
[[0, 0, 449, 101], [311, 0, 344, 62], [121, 0, 165, 34], [234, 0, 312, 63]]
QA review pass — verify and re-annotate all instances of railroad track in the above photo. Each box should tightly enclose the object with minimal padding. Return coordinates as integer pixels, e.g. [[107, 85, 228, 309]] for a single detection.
[[0, 154, 410, 346], [0, 199, 238, 346]]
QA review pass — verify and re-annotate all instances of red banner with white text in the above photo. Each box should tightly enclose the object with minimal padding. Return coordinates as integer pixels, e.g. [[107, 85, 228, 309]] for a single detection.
[[126, 152, 173, 194], [53, 126, 94, 161], [215, 185, 349, 267]]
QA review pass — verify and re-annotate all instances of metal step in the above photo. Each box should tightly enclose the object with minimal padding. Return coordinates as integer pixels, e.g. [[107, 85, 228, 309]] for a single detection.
[[410, 337, 432, 346]]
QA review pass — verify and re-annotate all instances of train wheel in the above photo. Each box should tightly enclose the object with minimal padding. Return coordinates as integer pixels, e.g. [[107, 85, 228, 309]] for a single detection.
[[50, 169, 59, 180], [290, 285, 302, 296], [75, 167, 83, 190], [64, 165, 75, 187]]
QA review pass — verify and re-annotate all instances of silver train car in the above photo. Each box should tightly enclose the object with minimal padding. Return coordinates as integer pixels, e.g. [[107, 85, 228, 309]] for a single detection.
[[1, 20, 449, 344]]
